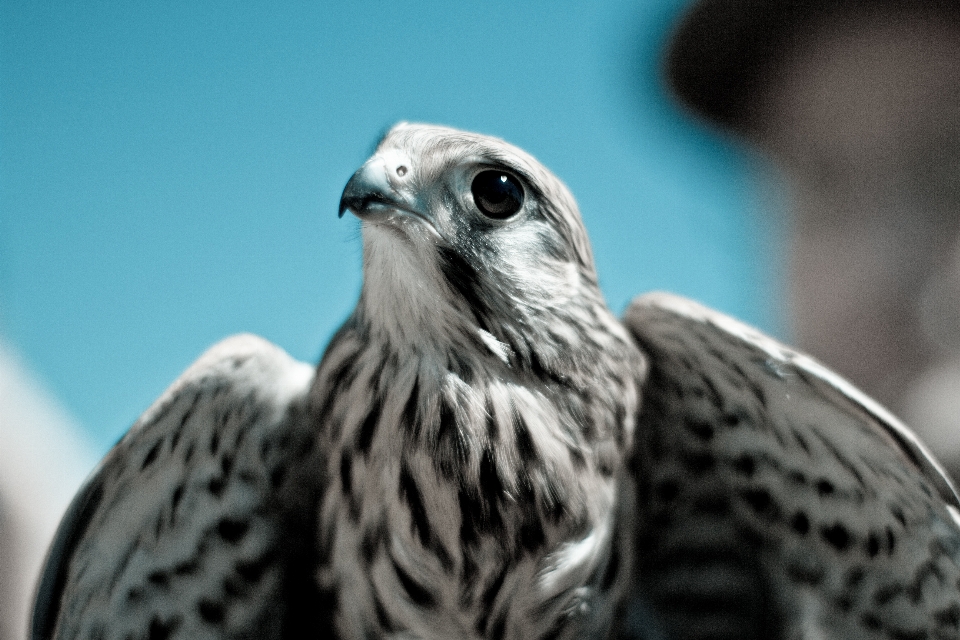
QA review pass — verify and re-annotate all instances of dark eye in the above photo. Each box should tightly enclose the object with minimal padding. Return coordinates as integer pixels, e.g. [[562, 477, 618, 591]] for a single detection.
[[471, 170, 524, 219]]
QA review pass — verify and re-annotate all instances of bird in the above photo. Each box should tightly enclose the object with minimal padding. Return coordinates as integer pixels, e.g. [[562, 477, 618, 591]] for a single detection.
[[31, 123, 960, 640]]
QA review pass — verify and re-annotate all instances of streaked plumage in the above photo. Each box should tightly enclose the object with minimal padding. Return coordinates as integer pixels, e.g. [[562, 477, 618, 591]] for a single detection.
[[32, 124, 960, 640]]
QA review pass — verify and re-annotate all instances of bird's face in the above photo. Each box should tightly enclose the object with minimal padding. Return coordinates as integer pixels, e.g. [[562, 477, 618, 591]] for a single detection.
[[340, 123, 604, 352]]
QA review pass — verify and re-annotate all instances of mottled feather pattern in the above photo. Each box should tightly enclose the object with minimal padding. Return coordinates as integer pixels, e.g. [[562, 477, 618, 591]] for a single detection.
[[38, 336, 325, 640], [624, 296, 960, 640]]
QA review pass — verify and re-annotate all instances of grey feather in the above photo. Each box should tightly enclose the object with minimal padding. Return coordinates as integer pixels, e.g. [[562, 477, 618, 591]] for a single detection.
[[33, 335, 324, 639], [623, 292, 960, 640]]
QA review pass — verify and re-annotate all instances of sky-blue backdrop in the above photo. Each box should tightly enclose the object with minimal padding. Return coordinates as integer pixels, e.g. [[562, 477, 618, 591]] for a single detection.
[[1, 0, 782, 455]]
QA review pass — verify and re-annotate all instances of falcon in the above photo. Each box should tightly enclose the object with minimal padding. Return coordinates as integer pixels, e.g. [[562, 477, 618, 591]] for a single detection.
[[32, 124, 960, 640]]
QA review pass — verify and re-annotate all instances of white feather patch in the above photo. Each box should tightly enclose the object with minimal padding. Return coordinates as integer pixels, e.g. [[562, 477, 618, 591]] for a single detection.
[[537, 496, 614, 597], [478, 329, 511, 364]]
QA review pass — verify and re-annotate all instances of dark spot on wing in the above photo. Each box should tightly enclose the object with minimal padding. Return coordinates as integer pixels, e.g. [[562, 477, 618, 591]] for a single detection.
[[816, 479, 835, 497], [219, 454, 233, 477], [147, 571, 169, 588], [890, 504, 907, 527], [147, 616, 180, 640], [934, 603, 960, 628], [733, 454, 755, 477], [907, 560, 944, 604], [821, 523, 851, 551], [270, 463, 287, 489], [568, 446, 587, 470], [685, 419, 714, 441], [791, 512, 810, 535], [197, 599, 225, 624], [862, 613, 883, 630], [217, 518, 249, 544], [873, 582, 904, 605], [141, 441, 162, 471], [208, 477, 225, 498], [723, 412, 743, 427], [171, 484, 184, 513], [740, 488, 779, 521]]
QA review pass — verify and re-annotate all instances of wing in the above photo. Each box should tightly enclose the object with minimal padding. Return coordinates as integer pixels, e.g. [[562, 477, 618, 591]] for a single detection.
[[620, 292, 960, 640], [32, 335, 326, 640]]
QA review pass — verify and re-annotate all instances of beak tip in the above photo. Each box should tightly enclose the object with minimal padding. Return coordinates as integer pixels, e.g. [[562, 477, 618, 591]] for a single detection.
[[338, 195, 360, 219]]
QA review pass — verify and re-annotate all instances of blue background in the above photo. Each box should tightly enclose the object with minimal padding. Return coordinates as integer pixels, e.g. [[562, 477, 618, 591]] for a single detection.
[[1, 0, 781, 454]]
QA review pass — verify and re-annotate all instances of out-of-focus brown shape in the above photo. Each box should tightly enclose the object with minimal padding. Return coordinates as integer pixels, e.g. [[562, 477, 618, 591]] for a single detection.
[[665, 0, 960, 474]]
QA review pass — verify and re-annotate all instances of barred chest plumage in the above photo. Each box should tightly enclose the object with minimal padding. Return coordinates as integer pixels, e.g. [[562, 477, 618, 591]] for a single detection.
[[308, 312, 643, 640]]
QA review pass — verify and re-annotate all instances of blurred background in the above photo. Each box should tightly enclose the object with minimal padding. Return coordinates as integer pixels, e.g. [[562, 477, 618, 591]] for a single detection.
[[666, 0, 960, 471], [1, 0, 957, 637]]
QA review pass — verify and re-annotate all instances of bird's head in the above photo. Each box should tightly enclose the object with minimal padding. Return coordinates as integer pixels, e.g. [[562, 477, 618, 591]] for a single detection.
[[340, 123, 619, 367]]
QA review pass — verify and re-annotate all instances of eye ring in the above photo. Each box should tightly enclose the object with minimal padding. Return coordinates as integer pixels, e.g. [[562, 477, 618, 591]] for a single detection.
[[471, 170, 524, 219]]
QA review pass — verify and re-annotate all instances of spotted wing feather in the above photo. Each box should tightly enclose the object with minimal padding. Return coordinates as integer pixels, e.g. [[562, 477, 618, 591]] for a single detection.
[[621, 292, 960, 640], [32, 335, 327, 640]]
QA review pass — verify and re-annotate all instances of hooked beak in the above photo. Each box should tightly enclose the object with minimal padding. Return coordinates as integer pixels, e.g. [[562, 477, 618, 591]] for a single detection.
[[338, 154, 433, 233], [339, 156, 398, 218]]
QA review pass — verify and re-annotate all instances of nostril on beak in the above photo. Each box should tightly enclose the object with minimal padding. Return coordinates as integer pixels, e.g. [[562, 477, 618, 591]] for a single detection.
[[338, 149, 416, 219]]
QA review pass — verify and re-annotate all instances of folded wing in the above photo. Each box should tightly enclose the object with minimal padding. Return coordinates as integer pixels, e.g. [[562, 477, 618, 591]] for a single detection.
[[32, 335, 324, 640], [622, 292, 960, 640]]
